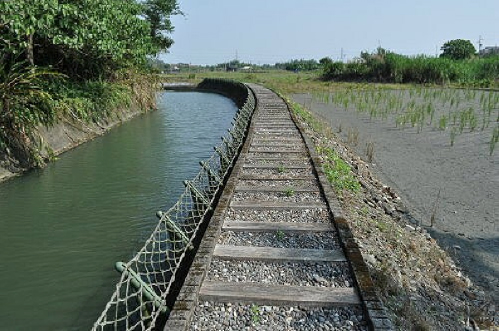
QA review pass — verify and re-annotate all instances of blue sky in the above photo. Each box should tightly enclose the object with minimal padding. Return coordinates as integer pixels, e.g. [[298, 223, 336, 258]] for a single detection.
[[160, 0, 499, 65]]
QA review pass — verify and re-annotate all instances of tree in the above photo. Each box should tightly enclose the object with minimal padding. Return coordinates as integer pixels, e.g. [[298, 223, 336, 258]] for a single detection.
[[319, 57, 333, 66], [440, 39, 476, 60], [142, 0, 183, 53], [0, 0, 182, 78]]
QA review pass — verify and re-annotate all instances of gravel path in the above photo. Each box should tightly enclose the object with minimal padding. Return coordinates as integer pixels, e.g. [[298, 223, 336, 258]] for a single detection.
[[218, 231, 340, 250], [191, 302, 367, 331], [237, 179, 318, 188], [241, 168, 314, 178], [232, 191, 323, 203], [187, 85, 369, 331], [225, 208, 331, 223], [207, 259, 353, 287]]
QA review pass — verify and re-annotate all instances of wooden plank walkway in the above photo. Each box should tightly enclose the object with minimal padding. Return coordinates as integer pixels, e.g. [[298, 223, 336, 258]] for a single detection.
[[165, 83, 393, 330], [198, 84, 358, 309], [199, 282, 360, 306]]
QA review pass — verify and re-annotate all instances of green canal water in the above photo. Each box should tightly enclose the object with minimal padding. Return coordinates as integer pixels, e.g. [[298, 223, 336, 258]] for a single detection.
[[0, 91, 237, 330]]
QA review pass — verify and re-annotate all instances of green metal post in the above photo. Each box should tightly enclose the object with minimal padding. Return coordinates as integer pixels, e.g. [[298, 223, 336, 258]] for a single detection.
[[115, 262, 169, 314], [200, 161, 222, 192], [156, 211, 193, 250]]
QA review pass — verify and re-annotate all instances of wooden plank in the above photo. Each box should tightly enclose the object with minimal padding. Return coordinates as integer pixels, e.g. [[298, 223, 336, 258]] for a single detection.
[[253, 126, 297, 130], [213, 245, 345, 262], [252, 137, 298, 140], [238, 175, 314, 181], [199, 282, 360, 306], [222, 221, 332, 232], [244, 156, 308, 161], [248, 149, 306, 153], [251, 143, 305, 149], [234, 185, 318, 192], [253, 122, 294, 125], [230, 201, 326, 210], [242, 163, 310, 169]]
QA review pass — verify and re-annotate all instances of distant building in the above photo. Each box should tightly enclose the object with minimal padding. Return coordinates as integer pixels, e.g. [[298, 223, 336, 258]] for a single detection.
[[479, 46, 499, 57]]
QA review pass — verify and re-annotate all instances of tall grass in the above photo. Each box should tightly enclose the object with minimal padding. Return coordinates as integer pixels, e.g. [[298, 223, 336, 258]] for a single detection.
[[323, 51, 499, 88]]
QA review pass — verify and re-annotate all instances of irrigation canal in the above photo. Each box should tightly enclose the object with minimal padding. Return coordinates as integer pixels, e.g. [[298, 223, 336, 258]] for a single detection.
[[0, 81, 390, 330], [0, 91, 237, 330], [165, 83, 391, 330]]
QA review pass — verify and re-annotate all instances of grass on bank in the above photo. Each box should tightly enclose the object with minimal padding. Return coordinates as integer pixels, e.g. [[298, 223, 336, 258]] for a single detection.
[[0, 68, 158, 168]]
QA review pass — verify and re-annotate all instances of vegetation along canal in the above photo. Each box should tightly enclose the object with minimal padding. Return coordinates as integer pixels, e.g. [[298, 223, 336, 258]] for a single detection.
[[0, 91, 237, 330]]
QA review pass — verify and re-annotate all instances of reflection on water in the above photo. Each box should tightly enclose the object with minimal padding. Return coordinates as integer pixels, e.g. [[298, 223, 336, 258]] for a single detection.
[[0, 91, 236, 330]]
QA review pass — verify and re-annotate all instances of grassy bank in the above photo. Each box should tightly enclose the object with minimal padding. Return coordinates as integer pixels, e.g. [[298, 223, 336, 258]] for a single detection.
[[0, 70, 158, 170]]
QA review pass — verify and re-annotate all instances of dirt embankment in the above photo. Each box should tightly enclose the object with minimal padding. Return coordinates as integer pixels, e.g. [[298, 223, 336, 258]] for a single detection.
[[0, 106, 146, 183]]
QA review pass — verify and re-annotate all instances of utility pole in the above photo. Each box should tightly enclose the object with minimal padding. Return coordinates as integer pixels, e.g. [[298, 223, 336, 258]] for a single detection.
[[340, 48, 344, 63]]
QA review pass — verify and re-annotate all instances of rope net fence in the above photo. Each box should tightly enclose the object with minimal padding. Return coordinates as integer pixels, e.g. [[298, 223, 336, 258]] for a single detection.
[[92, 79, 255, 330]]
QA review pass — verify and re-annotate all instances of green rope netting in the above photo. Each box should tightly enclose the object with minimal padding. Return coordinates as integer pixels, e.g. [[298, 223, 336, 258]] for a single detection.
[[92, 81, 255, 330]]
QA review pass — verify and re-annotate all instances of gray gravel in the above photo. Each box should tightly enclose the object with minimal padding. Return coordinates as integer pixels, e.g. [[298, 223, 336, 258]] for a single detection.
[[225, 208, 331, 223], [244, 158, 311, 166], [251, 140, 303, 145], [241, 168, 314, 178], [237, 179, 318, 188], [190, 302, 368, 330], [218, 231, 340, 249], [250, 146, 304, 152], [247, 152, 307, 159], [232, 191, 323, 203], [207, 259, 353, 287]]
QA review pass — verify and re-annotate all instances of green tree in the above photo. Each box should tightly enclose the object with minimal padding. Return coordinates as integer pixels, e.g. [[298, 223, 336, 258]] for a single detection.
[[142, 0, 183, 52], [0, 0, 181, 78], [319, 57, 333, 66], [440, 39, 476, 60]]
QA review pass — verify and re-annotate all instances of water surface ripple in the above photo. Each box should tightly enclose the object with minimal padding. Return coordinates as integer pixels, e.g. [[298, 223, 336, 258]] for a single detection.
[[0, 91, 236, 330]]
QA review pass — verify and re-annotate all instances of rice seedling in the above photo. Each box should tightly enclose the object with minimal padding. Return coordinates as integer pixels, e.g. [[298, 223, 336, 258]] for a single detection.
[[450, 127, 457, 146], [490, 126, 499, 156], [439, 115, 447, 130], [347, 127, 359, 146], [430, 189, 441, 227], [469, 111, 477, 132], [481, 112, 488, 131], [418, 109, 426, 133], [426, 102, 435, 125], [396, 114, 406, 128], [366, 141, 375, 163]]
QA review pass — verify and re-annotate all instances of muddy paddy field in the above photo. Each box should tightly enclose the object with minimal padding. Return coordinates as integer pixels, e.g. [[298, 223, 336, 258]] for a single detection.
[[291, 88, 499, 301]]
